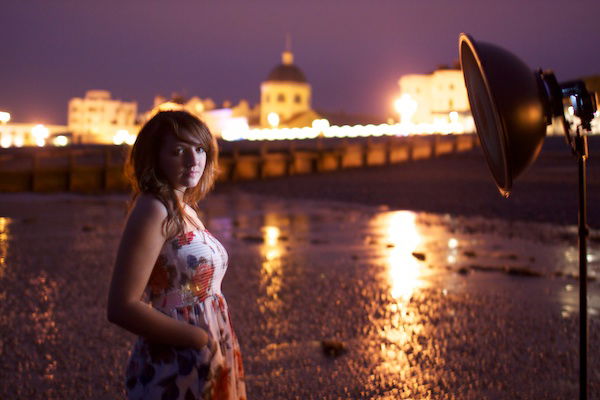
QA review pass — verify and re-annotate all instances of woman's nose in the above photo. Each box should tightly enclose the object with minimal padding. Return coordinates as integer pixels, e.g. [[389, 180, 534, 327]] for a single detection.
[[184, 149, 198, 166]]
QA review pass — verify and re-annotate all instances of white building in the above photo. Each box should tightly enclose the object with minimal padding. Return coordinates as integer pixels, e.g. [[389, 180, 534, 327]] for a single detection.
[[68, 90, 137, 144], [141, 95, 258, 138], [142, 95, 216, 123], [398, 67, 471, 125], [260, 47, 319, 128]]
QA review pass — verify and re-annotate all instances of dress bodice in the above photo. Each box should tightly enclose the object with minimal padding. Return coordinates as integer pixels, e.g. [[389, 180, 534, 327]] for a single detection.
[[146, 229, 229, 314]]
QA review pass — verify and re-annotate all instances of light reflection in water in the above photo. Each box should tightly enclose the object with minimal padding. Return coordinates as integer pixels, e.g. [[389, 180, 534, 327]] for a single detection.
[[384, 211, 425, 301], [0, 217, 10, 279], [447, 237, 458, 265], [258, 215, 287, 314], [374, 211, 428, 379], [28, 271, 59, 381]]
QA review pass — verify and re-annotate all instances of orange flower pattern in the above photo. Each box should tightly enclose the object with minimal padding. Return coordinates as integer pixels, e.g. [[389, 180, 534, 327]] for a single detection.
[[191, 264, 215, 302], [147, 254, 176, 298], [126, 229, 246, 400]]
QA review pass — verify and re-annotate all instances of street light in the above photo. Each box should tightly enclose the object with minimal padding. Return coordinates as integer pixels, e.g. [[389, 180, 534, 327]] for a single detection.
[[0, 112, 10, 124], [52, 135, 69, 146], [394, 94, 418, 125], [0, 112, 10, 148], [113, 129, 135, 145], [267, 112, 280, 128], [32, 124, 49, 147], [312, 118, 330, 135]]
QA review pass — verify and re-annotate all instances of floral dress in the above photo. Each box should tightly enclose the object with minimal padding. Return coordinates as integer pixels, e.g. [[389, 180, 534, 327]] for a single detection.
[[125, 229, 246, 400]]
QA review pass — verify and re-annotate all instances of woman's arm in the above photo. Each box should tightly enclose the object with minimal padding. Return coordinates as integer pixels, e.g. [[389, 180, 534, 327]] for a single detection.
[[107, 194, 209, 350]]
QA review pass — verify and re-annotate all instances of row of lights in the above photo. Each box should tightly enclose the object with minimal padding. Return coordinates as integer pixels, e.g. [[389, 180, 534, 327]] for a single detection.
[[0, 110, 133, 147], [0, 124, 69, 148], [0, 111, 71, 148], [222, 94, 472, 141], [222, 114, 471, 141]]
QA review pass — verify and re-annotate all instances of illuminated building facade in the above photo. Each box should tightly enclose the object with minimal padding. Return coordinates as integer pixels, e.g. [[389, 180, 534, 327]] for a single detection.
[[141, 95, 256, 138], [260, 47, 319, 128], [142, 95, 216, 123], [398, 67, 470, 125], [68, 90, 137, 143]]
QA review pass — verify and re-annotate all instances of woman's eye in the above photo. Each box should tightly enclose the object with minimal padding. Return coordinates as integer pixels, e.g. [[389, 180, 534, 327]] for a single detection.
[[173, 148, 184, 155], [195, 147, 205, 154]]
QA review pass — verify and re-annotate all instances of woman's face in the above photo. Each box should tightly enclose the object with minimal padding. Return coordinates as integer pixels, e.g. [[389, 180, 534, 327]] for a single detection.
[[158, 131, 207, 192]]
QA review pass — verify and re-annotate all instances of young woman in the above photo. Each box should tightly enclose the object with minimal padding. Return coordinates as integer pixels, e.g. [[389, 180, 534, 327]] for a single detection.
[[107, 111, 246, 400]]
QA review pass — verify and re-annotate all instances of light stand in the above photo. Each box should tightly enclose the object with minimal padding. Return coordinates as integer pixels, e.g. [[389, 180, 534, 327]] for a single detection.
[[536, 72, 595, 400], [459, 33, 597, 399]]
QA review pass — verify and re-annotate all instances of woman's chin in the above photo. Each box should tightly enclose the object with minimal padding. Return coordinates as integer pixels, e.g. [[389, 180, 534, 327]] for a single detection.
[[180, 177, 201, 189]]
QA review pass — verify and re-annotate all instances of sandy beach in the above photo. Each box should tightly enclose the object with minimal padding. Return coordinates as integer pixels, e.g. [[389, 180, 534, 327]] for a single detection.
[[1, 137, 600, 399]]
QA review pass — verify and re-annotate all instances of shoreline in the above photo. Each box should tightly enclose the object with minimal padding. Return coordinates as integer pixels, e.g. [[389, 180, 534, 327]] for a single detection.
[[216, 136, 600, 228]]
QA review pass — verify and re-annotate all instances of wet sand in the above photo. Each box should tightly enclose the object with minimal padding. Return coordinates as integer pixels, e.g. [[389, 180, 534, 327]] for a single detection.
[[219, 136, 600, 228], [1, 137, 600, 399]]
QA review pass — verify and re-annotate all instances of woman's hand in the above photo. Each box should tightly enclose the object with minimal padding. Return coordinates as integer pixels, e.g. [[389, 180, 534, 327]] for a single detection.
[[208, 336, 218, 356], [196, 328, 218, 356]]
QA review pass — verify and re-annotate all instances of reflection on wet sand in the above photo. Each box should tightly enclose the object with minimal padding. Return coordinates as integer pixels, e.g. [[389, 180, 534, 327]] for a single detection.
[[371, 211, 432, 395], [27, 271, 59, 384], [383, 211, 426, 301], [447, 237, 459, 265], [0, 217, 10, 279], [254, 211, 311, 320], [259, 223, 285, 313]]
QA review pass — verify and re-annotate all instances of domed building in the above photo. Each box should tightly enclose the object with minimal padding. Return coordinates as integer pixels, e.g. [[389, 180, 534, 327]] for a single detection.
[[260, 46, 320, 128]]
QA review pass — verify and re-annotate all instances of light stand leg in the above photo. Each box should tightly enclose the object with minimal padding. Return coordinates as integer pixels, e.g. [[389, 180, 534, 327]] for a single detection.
[[577, 134, 589, 400]]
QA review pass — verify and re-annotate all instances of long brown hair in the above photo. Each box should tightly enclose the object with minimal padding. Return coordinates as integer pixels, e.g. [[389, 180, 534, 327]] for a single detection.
[[126, 111, 219, 238]]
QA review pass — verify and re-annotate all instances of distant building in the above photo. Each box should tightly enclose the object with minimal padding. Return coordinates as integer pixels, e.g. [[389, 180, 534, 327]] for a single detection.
[[68, 90, 137, 143], [141, 94, 216, 123], [398, 66, 470, 125], [142, 95, 257, 138], [260, 46, 319, 128]]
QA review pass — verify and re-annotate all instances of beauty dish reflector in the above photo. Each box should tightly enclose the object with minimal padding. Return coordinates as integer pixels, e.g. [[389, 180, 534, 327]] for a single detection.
[[459, 33, 548, 196]]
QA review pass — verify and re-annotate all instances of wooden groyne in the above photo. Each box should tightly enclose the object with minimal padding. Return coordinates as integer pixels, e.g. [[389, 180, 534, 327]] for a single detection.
[[0, 134, 478, 193]]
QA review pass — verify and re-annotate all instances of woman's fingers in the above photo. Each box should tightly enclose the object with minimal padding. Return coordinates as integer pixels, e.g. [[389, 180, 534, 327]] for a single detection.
[[208, 337, 218, 359]]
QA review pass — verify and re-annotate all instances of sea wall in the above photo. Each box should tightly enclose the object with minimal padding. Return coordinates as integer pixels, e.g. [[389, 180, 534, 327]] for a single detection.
[[0, 134, 478, 193]]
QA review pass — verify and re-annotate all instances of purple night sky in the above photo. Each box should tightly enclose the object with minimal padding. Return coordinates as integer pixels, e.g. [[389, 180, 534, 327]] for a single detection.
[[2, 0, 599, 125]]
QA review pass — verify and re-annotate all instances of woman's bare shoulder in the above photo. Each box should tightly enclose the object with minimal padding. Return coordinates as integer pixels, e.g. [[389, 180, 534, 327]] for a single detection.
[[129, 193, 169, 225]]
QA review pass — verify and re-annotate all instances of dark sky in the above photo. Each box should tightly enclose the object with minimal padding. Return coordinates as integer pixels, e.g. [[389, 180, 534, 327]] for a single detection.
[[2, 0, 599, 125]]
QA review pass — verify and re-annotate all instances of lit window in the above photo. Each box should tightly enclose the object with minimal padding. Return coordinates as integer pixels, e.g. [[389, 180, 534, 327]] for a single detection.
[[265, 94, 270, 103], [277, 93, 285, 103], [449, 84, 455, 90], [449, 99, 454, 109], [294, 94, 301, 104]]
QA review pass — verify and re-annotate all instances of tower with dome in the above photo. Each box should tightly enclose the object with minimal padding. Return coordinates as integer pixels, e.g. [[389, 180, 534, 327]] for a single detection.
[[260, 40, 320, 128]]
